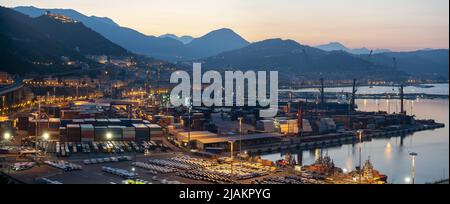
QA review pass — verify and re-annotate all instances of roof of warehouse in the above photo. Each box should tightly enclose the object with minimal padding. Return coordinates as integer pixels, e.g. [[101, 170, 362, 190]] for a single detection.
[[177, 131, 218, 139], [146, 124, 161, 128], [195, 133, 283, 144]]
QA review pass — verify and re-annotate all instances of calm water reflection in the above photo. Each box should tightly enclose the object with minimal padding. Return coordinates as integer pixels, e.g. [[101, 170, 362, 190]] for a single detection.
[[262, 98, 449, 184], [283, 83, 449, 95]]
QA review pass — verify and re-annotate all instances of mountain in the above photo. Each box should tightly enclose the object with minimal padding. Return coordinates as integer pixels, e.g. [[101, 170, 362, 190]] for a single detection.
[[200, 39, 403, 80], [13, 6, 187, 62], [14, 7, 250, 62], [185, 28, 250, 59], [0, 6, 129, 75], [159, 34, 194, 44], [366, 49, 449, 79], [316, 42, 349, 52], [316, 42, 391, 55]]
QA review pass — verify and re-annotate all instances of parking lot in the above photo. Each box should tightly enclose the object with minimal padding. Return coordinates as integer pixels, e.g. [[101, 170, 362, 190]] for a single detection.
[[1, 150, 289, 184]]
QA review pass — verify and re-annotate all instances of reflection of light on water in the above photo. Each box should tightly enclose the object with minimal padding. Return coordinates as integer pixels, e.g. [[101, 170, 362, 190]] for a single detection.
[[385, 142, 393, 161], [376, 99, 380, 111], [346, 157, 353, 171], [386, 100, 390, 113], [405, 177, 411, 184], [363, 99, 367, 107], [386, 142, 392, 149], [394, 100, 397, 113], [314, 148, 319, 161]]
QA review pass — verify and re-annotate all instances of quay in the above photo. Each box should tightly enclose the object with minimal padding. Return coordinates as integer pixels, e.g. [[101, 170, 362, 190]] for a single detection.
[[245, 122, 445, 155]]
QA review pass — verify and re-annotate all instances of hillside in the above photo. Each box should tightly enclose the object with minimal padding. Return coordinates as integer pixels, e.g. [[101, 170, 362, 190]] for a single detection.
[[200, 39, 404, 80], [0, 6, 129, 75], [14, 7, 250, 62], [366, 50, 449, 79]]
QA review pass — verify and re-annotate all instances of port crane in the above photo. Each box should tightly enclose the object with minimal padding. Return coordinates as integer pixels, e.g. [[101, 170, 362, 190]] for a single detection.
[[390, 57, 406, 114]]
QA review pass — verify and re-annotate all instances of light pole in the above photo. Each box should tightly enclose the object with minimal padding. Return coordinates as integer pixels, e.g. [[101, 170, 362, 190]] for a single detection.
[[2, 132, 12, 147], [238, 117, 243, 167], [228, 141, 234, 177], [410, 152, 418, 184], [185, 97, 192, 150], [188, 107, 191, 150], [106, 132, 113, 156], [357, 130, 363, 184], [131, 166, 137, 184], [2, 132, 13, 173], [42, 132, 50, 157], [35, 101, 40, 162]]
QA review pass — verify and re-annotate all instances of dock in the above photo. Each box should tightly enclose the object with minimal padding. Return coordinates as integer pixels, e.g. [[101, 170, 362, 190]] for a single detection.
[[245, 122, 445, 155]]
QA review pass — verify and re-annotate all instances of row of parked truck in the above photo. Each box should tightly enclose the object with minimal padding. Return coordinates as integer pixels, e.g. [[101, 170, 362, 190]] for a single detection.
[[52, 140, 168, 157]]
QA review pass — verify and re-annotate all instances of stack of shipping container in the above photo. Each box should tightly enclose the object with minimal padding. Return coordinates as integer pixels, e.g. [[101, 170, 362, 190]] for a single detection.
[[122, 126, 135, 141], [66, 124, 81, 142], [133, 124, 150, 143], [94, 126, 108, 141], [107, 126, 124, 141], [80, 124, 94, 142], [147, 124, 163, 139]]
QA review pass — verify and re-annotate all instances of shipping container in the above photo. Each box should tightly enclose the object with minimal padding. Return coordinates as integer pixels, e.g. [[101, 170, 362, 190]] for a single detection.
[[122, 127, 135, 141], [66, 124, 81, 142], [133, 124, 150, 143], [108, 119, 121, 125], [96, 119, 109, 126], [147, 124, 163, 139], [94, 126, 108, 141], [84, 118, 97, 125], [80, 124, 95, 142], [107, 126, 124, 141]]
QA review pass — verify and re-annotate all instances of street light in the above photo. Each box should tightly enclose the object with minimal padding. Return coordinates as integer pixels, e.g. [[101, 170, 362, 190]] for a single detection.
[[106, 132, 114, 157], [3, 132, 11, 141], [409, 152, 418, 184], [42, 132, 50, 141], [42, 132, 50, 156], [106, 132, 113, 140]]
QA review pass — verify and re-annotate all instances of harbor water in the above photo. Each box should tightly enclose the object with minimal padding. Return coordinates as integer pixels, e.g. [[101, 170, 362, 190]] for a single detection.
[[263, 84, 449, 184]]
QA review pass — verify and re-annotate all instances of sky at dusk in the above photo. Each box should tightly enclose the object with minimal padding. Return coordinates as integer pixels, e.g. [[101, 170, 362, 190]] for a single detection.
[[1, 0, 448, 51]]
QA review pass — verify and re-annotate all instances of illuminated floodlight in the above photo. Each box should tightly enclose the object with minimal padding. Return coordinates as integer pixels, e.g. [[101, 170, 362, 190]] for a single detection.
[[3, 132, 11, 140], [106, 132, 113, 140], [42, 132, 50, 140]]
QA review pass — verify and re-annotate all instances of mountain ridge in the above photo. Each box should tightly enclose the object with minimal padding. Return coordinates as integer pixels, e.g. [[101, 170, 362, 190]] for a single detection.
[[13, 6, 250, 62], [159, 34, 194, 44], [199, 38, 404, 80], [316, 42, 392, 55]]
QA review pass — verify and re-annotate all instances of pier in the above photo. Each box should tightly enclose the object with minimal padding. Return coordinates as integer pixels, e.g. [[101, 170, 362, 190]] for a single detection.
[[245, 122, 445, 155]]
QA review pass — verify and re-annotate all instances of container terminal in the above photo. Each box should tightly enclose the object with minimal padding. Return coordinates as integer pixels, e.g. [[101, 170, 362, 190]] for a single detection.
[[0, 75, 445, 184]]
